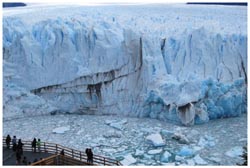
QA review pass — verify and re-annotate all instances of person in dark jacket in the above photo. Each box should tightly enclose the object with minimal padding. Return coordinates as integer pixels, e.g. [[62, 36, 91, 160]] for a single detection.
[[32, 138, 37, 152], [85, 148, 90, 163], [89, 149, 93, 164], [60, 149, 65, 155], [6, 135, 11, 149], [17, 139, 24, 155], [86, 148, 94, 164]]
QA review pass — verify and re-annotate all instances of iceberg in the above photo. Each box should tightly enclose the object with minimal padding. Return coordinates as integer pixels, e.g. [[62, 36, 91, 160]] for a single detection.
[[3, 4, 247, 125]]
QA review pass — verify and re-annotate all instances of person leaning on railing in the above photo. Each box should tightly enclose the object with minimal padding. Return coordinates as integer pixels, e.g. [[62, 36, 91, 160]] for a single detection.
[[12, 135, 17, 151], [6, 135, 11, 149], [60, 149, 65, 155], [37, 139, 41, 152], [32, 138, 37, 152]]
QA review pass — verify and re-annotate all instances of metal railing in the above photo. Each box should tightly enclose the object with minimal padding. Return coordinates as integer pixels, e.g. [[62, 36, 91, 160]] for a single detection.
[[3, 137, 122, 166]]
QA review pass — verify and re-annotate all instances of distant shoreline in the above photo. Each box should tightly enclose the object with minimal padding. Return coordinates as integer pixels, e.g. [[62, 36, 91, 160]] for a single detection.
[[187, 2, 247, 6], [3, 3, 26, 8]]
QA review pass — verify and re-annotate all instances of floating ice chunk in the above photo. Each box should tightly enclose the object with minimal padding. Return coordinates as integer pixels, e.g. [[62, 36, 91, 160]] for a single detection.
[[121, 154, 137, 165], [160, 151, 171, 162], [146, 133, 165, 147], [148, 149, 162, 155], [134, 149, 144, 156], [105, 119, 127, 130], [208, 156, 221, 163], [52, 126, 70, 134], [193, 154, 208, 165], [186, 159, 195, 166], [103, 131, 122, 138], [198, 135, 215, 148], [193, 146, 202, 152], [177, 146, 194, 157], [175, 155, 185, 162], [102, 148, 117, 153], [161, 162, 176, 166], [76, 130, 84, 135], [172, 132, 189, 144], [161, 129, 174, 138], [109, 123, 123, 130], [239, 138, 247, 142], [225, 146, 243, 158]]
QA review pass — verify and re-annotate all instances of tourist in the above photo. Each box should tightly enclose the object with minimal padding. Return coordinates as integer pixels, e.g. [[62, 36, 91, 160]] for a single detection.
[[12, 136, 17, 151], [32, 138, 37, 152], [37, 139, 41, 152], [86, 148, 90, 163], [60, 149, 65, 155], [17, 139, 24, 155], [86, 148, 93, 164], [89, 149, 93, 164], [6, 135, 11, 149]]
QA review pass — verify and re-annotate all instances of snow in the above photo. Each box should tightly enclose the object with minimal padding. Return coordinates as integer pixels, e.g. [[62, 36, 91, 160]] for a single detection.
[[3, 4, 247, 125], [52, 126, 70, 134], [146, 133, 165, 147]]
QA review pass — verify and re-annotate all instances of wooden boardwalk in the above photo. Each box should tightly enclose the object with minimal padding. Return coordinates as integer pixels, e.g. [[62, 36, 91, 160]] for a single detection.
[[3, 137, 122, 166]]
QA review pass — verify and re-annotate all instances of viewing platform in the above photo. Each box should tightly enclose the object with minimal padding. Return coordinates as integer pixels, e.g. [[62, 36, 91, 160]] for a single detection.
[[3, 137, 122, 166]]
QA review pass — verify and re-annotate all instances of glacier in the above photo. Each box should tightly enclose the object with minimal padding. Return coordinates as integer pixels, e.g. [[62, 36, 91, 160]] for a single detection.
[[3, 4, 247, 125]]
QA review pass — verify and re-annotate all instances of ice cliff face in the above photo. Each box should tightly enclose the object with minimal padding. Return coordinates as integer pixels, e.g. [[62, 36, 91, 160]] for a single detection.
[[3, 4, 247, 125]]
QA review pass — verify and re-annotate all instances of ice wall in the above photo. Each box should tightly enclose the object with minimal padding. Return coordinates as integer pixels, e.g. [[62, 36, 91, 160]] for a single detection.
[[3, 4, 247, 125]]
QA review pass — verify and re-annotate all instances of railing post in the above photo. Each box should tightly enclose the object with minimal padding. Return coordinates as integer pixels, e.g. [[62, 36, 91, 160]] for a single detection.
[[72, 149, 74, 158], [56, 144, 58, 154], [80, 152, 82, 161], [44, 142, 45, 152], [104, 158, 106, 165]]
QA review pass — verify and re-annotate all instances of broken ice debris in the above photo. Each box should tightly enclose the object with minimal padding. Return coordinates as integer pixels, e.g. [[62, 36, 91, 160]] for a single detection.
[[52, 126, 70, 134], [225, 146, 243, 158], [103, 130, 122, 138], [160, 151, 172, 162], [148, 149, 162, 155], [120, 154, 137, 165], [105, 119, 127, 130], [177, 146, 194, 157], [171, 132, 189, 144], [193, 154, 208, 165], [146, 133, 165, 147]]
